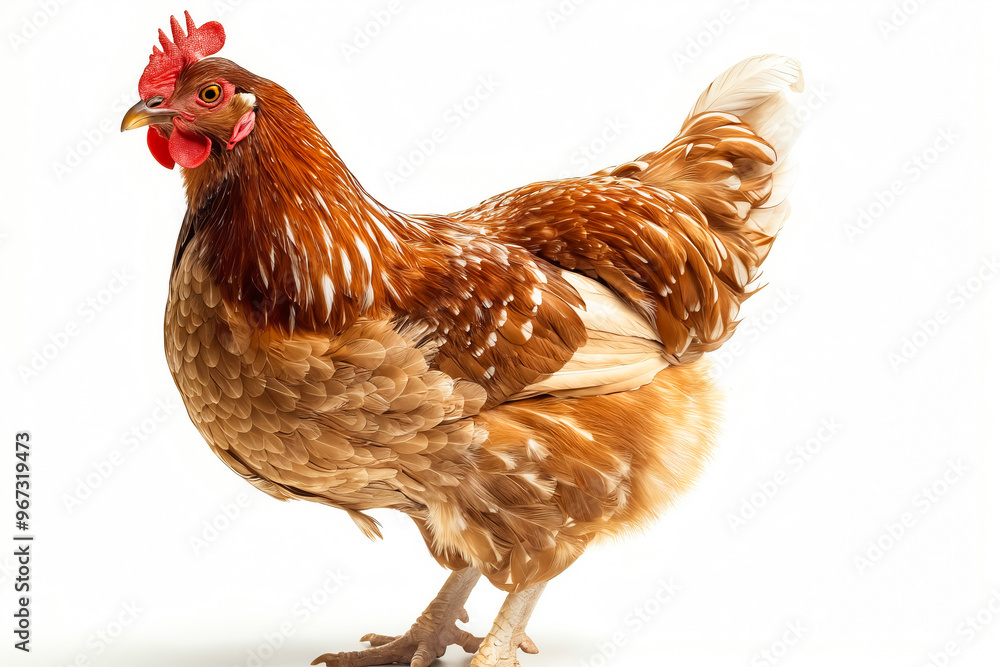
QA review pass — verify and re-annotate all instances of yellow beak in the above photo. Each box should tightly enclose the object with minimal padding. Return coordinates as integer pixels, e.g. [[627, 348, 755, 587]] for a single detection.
[[121, 98, 181, 132]]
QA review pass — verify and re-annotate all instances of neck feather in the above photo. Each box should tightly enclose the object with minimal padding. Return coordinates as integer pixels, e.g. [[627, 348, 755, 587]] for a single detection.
[[178, 80, 438, 334]]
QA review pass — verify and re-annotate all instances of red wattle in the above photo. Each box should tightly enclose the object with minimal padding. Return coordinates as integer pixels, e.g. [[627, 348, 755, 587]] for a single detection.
[[168, 124, 213, 169], [146, 127, 175, 169]]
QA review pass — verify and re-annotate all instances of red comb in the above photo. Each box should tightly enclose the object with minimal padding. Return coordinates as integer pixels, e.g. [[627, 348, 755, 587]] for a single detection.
[[138, 11, 225, 100]]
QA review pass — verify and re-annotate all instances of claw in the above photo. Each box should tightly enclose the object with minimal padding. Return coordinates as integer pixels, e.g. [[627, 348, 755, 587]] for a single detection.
[[314, 618, 482, 667], [358, 633, 395, 647], [314, 568, 482, 667]]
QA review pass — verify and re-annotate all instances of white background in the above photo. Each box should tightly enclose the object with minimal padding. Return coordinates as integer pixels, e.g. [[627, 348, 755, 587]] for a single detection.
[[2, 1, 998, 666]]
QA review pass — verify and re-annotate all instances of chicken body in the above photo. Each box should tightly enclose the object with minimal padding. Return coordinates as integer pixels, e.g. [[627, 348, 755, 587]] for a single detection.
[[167, 254, 721, 591], [125, 13, 801, 667]]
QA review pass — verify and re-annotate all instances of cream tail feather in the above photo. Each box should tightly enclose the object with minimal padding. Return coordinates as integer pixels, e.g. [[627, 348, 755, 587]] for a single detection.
[[685, 54, 805, 238]]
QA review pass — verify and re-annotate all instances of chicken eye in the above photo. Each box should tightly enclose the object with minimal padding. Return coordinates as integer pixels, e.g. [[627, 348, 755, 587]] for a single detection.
[[199, 84, 222, 104]]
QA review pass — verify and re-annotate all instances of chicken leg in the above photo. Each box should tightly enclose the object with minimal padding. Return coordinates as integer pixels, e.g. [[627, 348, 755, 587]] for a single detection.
[[312, 567, 483, 667], [469, 582, 546, 667]]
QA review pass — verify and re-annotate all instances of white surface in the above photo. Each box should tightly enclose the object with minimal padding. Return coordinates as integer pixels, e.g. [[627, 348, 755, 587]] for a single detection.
[[1, 1, 998, 666]]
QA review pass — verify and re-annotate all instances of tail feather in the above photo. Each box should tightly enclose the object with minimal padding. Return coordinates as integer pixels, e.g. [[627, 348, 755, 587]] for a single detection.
[[637, 54, 803, 260], [689, 54, 804, 123], [477, 55, 805, 361], [689, 55, 803, 170]]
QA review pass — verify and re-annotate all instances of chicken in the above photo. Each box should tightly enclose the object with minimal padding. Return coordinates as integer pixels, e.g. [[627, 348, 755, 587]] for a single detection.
[[121, 12, 802, 667]]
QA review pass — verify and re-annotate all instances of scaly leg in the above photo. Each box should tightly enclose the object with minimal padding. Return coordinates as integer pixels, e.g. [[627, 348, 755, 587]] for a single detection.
[[312, 567, 483, 667], [470, 583, 546, 667]]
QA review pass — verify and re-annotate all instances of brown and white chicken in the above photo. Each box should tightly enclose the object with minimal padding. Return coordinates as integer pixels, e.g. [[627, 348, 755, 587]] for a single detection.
[[121, 12, 802, 667]]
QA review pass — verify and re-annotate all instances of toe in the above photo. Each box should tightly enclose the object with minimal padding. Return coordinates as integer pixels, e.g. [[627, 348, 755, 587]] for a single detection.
[[312, 647, 401, 667], [454, 628, 485, 653], [410, 643, 441, 667], [359, 633, 397, 647]]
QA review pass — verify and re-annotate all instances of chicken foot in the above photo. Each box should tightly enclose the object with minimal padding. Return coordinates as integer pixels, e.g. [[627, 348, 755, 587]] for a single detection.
[[469, 582, 546, 667], [312, 567, 483, 667]]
